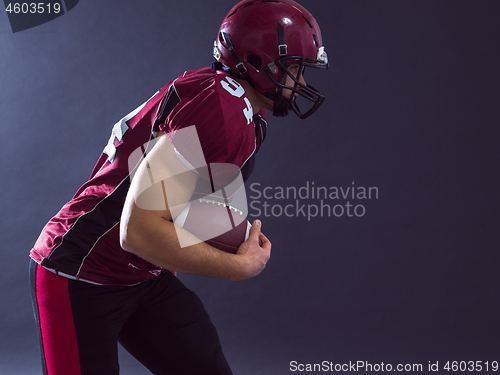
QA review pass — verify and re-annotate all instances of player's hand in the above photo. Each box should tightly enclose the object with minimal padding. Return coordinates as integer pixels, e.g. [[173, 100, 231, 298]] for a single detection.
[[234, 220, 271, 280]]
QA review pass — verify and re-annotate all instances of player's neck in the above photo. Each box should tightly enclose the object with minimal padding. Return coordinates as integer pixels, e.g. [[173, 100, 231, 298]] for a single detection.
[[234, 78, 274, 115]]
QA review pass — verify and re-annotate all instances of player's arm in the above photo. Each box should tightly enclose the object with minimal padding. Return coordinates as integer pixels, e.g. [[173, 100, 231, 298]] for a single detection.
[[119, 134, 271, 281]]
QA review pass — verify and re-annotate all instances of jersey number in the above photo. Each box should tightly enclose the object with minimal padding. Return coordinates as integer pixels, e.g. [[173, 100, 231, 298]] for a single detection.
[[220, 76, 253, 125]]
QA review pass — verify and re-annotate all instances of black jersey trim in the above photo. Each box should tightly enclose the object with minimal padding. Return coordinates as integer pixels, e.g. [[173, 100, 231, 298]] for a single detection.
[[153, 83, 180, 133], [239, 113, 267, 181]]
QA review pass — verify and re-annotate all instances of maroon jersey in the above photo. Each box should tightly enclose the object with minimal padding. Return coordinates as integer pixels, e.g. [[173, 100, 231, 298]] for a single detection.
[[30, 66, 267, 285]]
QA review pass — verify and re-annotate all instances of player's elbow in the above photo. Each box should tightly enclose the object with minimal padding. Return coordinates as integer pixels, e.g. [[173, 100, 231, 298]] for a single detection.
[[119, 218, 142, 254], [119, 207, 172, 260], [119, 199, 159, 256], [119, 230, 134, 253]]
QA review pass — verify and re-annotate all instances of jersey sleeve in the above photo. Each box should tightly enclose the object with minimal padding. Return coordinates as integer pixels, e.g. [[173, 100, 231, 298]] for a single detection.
[[159, 78, 255, 190]]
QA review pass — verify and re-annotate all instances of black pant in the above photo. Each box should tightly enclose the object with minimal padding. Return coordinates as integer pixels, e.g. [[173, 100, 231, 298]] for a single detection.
[[30, 259, 233, 375]]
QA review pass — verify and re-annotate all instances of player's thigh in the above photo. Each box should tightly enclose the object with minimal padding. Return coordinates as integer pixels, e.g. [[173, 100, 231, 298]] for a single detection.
[[30, 260, 125, 375], [118, 274, 233, 375]]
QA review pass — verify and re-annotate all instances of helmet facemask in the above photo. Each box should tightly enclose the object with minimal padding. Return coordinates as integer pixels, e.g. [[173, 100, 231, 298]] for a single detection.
[[263, 54, 329, 119]]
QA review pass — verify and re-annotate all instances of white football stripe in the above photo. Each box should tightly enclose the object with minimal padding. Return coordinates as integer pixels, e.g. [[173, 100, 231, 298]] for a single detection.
[[245, 221, 251, 240]]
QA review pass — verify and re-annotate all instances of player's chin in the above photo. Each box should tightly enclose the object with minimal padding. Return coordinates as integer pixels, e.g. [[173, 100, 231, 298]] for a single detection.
[[282, 90, 298, 102]]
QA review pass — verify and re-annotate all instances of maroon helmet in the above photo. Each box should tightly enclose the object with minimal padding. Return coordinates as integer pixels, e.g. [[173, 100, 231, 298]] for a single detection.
[[213, 0, 329, 119]]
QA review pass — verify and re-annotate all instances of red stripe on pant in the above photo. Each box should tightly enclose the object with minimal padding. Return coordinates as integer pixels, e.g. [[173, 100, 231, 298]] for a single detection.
[[36, 264, 81, 375]]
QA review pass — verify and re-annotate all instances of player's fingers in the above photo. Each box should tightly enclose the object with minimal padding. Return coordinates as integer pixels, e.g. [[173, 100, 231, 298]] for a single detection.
[[259, 235, 271, 256], [248, 219, 262, 240], [259, 232, 271, 251]]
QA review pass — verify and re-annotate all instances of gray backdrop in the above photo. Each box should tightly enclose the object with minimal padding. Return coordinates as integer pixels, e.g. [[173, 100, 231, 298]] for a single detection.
[[1, 1, 499, 374]]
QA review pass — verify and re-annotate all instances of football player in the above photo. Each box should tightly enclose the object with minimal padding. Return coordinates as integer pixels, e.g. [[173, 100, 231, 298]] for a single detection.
[[30, 1, 329, 374]]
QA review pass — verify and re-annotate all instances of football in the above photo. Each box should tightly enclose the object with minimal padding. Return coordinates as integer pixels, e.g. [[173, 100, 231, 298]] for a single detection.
[[173, 197, 251, 253]]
